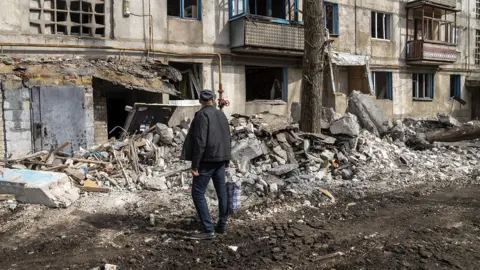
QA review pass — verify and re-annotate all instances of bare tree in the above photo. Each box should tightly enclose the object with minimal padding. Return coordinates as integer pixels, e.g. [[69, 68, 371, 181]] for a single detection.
[[300, 0, 326, 133]]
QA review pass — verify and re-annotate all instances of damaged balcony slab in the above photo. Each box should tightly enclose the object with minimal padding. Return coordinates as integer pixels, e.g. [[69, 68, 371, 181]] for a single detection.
[[3, 57, 182, 95], [0, 169, 80, 208]]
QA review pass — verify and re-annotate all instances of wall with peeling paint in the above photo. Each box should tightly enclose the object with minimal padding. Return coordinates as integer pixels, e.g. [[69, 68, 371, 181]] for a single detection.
[[326, 0, 478, 121]]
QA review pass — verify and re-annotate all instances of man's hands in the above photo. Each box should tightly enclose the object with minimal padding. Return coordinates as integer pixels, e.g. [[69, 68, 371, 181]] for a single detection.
[[191, 169, 199, 177]]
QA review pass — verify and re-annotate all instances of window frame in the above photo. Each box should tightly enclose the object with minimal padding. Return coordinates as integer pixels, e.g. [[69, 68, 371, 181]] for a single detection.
[[371, 11, 391, 40], [477, 0, 480, 20], [450, 74, 461, 99], [412, 73, 435, 100], [229, 0, 300, 24], [372, 71, 393, 100], [29, 0, 107, 37], [168, 0, 202, 20], [324, 1, 339, 36], [244, 66, 289, 102], [476, 29, 480, 65]]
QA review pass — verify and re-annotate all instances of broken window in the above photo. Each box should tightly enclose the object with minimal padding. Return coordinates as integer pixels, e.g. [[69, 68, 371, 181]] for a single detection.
[[168, 0, 201, 19], [245, 66, 286, 102], [169, 62, 203, 100], [476, 30, 480, 65], [372, 72, 392, 100], [29, 0, 106, 37], [477, 0, 480, 19], [324, 2, 339, 36], [450, 75, 461, 98], [231, 0, 297, 21], [412, 73, 434, 100], [409, 6, 456, 44], [371, 12, 390, 40], [247, 0, 286, 19]]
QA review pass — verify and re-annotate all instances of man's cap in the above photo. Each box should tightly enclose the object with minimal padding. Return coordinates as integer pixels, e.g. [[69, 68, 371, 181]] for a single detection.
[[200, 89, 215, 101]]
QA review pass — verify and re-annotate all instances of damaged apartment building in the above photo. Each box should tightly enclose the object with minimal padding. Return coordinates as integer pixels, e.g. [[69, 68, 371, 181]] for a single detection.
[[0, 0, 478, 157]]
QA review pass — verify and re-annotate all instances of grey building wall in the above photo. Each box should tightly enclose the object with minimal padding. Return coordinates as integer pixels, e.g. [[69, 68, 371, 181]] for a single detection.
[[4, 87, 32, 157]]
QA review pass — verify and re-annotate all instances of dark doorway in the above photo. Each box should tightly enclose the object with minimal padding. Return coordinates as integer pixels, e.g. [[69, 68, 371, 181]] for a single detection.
[[106, 96, 130, 138], [93, 78, 163, 139]]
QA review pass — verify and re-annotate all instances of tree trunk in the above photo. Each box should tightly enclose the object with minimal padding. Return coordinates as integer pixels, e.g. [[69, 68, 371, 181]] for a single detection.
[[300, 0, 326, 133], [426, 122, 480, 142]]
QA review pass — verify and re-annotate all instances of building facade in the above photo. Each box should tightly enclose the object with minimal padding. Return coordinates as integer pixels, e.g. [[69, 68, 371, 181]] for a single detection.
[[323, 0, 479, 122], [0, 0, 478, 157]]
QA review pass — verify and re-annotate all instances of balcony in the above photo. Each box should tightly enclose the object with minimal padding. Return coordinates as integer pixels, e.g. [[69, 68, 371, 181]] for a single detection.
[[405, 0, 459, 65], [229, 16, 304, 55], [406, 40, 457, 64]]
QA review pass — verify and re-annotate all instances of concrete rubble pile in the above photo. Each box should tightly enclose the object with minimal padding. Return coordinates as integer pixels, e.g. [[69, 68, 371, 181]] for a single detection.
[[2, 90, 479, 205], [1, 123, 194, 193]]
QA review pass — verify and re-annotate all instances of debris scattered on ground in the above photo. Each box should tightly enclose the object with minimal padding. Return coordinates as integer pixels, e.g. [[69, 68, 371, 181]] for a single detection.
[[1, 92, 479, 207]]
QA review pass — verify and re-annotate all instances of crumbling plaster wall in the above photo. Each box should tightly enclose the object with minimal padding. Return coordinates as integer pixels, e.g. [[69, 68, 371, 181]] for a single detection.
[[392, 71, 472, 121], [331, 0, 475, 68], [200, 59, 302, 120], [326, 0, 477, 121], [0, 0, 230, 56], [0, 70, 96, 156], [3, 84, 32, 158]]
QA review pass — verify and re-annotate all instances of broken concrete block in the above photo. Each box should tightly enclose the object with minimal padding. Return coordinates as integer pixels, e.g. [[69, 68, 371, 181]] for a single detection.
[[155, 123, 174, 145], [175, 131, 186, 143], [104, 264, 118, 270], [315, 170, 326, 181], [145, 176, 168, 191], [329, 113, 360, 137], [272, 154, 287, 165], [438, 113, 461, 127], [269, 164, 299, 176], [320, 150, 335, 161], [275, 133, 287, 143], [230, 117, 247, 127], [266, 175, 285, 186], [258, 178, 268, 187], [231, 139, 267, 172], [255, 183, 265, 193], [273, 146, 288, 161], [146, 132, 154, 142], [341, 168, 354, 180], [152, 134, 161, 145], [0, 169, 80, 208], [269, 183, 279, 193], [390, 120, 406, 142], [347, 91, 390, 136]]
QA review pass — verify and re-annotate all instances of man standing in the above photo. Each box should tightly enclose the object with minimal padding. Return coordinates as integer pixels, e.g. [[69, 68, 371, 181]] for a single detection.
[[181, 89, 231, 240]]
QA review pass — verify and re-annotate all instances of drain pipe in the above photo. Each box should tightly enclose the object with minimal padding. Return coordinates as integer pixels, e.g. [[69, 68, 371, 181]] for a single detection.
[[467, 0, 471, 72], [0, 42, 230, 110], [1, 81, 7, 166]]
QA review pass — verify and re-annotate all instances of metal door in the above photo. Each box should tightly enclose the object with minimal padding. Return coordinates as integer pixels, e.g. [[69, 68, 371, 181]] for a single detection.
[[31, 86, 86, 153]]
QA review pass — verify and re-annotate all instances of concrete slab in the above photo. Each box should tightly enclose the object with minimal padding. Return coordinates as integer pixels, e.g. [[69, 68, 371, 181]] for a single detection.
[[0, 169, 80, 208]]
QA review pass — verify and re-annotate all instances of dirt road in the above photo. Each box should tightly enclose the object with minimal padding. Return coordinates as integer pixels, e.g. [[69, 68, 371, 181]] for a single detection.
[[1, 183, 480, 270]]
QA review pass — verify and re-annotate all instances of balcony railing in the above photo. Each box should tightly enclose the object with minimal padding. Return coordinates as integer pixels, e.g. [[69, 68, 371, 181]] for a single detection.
[[406, 40, 457, 64], [230, 16, 304, 53]]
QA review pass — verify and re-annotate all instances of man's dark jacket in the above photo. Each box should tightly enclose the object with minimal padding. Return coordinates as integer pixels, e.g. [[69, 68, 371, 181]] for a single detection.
[[181, 105, 231, 170]]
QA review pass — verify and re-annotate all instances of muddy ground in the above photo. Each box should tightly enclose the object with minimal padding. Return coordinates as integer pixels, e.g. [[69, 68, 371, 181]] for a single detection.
[[1, 182, 480, 270]]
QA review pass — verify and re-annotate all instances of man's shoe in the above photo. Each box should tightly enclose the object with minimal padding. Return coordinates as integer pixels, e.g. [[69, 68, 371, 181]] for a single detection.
[[186, 232, 216, 240], [215, 226, 227, 235]]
